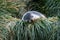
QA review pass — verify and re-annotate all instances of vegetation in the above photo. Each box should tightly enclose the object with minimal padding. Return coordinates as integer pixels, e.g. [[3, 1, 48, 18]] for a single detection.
[[0, 0, 60, 40]]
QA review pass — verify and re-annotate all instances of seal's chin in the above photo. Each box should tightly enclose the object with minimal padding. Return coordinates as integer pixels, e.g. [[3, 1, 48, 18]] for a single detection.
[[26, 20, 34, 23]]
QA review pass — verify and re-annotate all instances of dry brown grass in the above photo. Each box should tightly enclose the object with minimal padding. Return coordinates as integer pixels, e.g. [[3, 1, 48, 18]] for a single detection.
[[6, 0, 19, 2]]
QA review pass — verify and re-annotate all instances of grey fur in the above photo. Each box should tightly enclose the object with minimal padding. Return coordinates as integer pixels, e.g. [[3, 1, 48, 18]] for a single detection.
[[22, 11, 46, 22]]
